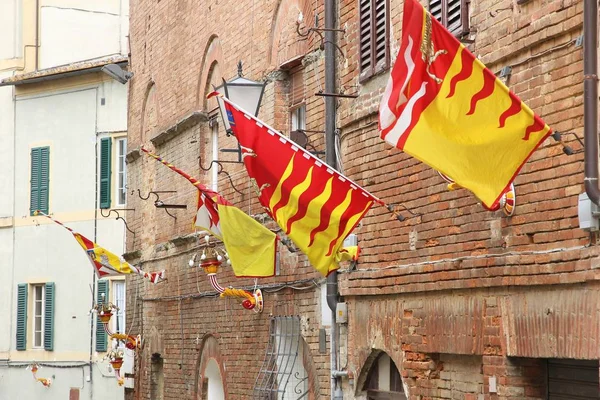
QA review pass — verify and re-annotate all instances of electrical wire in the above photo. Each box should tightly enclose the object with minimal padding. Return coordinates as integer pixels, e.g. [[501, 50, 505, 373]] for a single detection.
[[355, 244, 591, 274], [142, 277, 322, 301]]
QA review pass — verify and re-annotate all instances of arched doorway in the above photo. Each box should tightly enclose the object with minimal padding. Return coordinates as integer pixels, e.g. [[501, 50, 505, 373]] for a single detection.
[[195, 334, 228, 400], [204, 358, 225, 400]]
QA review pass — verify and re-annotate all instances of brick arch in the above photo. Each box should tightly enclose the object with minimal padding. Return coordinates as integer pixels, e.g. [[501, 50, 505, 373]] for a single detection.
[[140, 81, 159, 143], [194, 334, 228, 400], [354, 348, 406, 397], [268, 0, 313, 68], [196, 34, 224, 110]]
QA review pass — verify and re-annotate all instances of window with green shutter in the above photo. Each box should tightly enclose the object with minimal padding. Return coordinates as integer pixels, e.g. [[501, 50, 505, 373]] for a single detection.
[[16, 284, 28, 351], [30, 147, 50, 215], [100, 138, 112, 209], [96, 280, 109, 352], [44, 282, 55, 351]]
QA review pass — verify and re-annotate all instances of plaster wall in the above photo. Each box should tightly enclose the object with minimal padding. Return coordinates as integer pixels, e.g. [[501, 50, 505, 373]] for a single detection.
[[0, 81, 128, 399], [38, 0, 129, 69], [0, 0, 21, 60]]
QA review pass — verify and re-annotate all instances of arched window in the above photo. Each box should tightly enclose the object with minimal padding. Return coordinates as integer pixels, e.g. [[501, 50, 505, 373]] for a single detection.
[[363, 353, 406, 400]]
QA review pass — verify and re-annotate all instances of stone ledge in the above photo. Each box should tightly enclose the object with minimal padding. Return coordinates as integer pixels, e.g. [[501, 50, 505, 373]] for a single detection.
[[150, 111, 208, 147], [126, 148, 142, 164], [0, 216, 14, 228], [122, 250, 141, 262]]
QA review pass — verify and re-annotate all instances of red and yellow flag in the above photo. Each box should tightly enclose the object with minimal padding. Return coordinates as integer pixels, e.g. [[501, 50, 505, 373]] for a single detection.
[[142, 149, 277, 278], [221, 97, 377, 276], [379, 0, 551, 209], [37, 212, 166, 283]]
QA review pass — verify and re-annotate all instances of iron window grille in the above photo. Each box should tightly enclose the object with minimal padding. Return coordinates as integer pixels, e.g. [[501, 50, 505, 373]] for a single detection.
[[253, 316, 310, 399]]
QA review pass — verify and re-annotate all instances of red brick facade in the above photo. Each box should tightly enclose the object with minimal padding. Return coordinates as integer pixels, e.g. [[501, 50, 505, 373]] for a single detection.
[[125, 0, 596, 398]]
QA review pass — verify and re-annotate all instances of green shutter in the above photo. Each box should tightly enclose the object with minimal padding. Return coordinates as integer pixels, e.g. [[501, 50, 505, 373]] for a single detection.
[[16, 284, 27, 351], [96, 280, 109, 352], [100, 138, 112, 209], [44, 282, 55, 351], [30, 147, 50, 215]]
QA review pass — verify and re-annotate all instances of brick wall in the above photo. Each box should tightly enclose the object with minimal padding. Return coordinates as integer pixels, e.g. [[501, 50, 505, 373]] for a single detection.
[[126, 0, 595, 398]]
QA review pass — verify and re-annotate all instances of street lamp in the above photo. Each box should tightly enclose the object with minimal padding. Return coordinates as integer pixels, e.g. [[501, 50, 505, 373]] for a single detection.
[[215, 61, 266, 135]]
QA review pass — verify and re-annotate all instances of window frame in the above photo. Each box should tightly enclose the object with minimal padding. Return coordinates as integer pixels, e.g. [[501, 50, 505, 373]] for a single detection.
[[290, 104, 306, 133], [359, 0, 391, 82], [115, 137, 127, 207], [32, 284, 45, 349], [210, 119, 219, 192], [112, 280, 126, 336]]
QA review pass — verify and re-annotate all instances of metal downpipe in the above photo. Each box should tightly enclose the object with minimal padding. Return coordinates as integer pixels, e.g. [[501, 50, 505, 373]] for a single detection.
[[584, 0, 600, 205], [324, 0, 342, 398]]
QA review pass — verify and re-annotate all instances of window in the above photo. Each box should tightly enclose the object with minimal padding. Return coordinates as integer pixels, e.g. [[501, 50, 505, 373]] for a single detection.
[[16, 282, 55, 351], [115, 138, 127, 206], [359, 0, 389, 80], [429, 0, 470, 37], [291, 105, 306, 132], [253, 316, 310, 399], [30, 146, 50, 215], [32, 285, 44, 348], [364, 353, 406, 400], [99, 137, 112, 209], [112, 280, 126, 335], [211, 120, 219, 192]]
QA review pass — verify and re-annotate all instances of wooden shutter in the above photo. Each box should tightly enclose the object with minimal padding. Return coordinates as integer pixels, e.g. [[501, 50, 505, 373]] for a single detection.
[[429, 0, 469, 37], [96, 280, 109, 352], [99, 138, 112, 209], [373, 0, 389, 75], [429, 0, 443, 22], [44, 282, 55, 351], [290, 68, 304, 106], [16, 284, 28, 350], [360, 0, 389, 79], [359, 0, 373, 75], [548, 359, 599, 399], [30, 147, 50, 215]]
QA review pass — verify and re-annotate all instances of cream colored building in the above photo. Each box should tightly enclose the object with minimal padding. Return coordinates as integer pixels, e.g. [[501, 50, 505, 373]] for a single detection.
[[0, 1, 132, 399]]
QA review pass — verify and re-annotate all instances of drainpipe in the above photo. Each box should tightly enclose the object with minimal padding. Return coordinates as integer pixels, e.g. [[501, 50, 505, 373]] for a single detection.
[[584, 0, 600, 205], [324, 0, 344, 399], [35, 0, 39, 70]]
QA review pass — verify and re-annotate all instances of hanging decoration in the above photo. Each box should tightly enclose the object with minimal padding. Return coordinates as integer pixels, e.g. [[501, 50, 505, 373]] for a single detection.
[[29, 364, 52, 388], [34, 211, 166, 283], [141, 149, 269, 311], [92, 292, 141, 386], [194, 235, 264, 312]]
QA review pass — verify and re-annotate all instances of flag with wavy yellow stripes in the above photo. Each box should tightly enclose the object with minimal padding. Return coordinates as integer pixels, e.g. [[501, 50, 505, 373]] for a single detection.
[[379, 0, 551, 210], [222, 99, 378, 276]]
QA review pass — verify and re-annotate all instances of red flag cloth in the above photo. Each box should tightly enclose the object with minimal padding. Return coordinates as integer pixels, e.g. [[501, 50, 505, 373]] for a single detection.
[[221, 97, 379, 276], [379, 0, 551, 209]]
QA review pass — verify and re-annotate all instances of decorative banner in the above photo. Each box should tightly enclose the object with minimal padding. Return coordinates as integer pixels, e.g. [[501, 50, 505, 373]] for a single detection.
[[214, 95, 378, 276], [36, 211, 165, 283], [142, 149, 277, 278], [379, 0, 551, 210]]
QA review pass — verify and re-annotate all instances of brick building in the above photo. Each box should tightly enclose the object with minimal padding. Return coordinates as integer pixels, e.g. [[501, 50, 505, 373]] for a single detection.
[[124, 0, 597, 399]]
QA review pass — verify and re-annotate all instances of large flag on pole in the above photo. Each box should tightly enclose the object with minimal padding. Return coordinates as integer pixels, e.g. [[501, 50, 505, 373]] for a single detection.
[[379, 0, 551, 210], [141, 149, 277, 277], [215, 95, 379, 276], [36, 212, 165, 283]]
